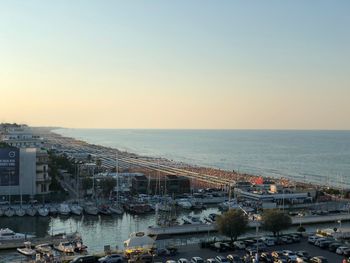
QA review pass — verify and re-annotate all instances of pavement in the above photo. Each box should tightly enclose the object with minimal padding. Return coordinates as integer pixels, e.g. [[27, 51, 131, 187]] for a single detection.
[[153, 238, 346, 263]]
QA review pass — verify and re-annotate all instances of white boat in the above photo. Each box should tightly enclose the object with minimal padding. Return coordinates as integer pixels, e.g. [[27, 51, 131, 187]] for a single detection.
[[158, 203, 172, 212], [17, 241, 36, 256], [35, 243, 52, 254], [0, 228, 35, 241], [219, 199, 240, 211], [26, 206, 37, 216], [182, 215, 203, 224], [109, 203, 124, 215], [177, 198, 193, 209], [58, 203, 71, 215], [38, 206, 49, 217], [15, 207, 26, 217], [70, 204, 83, 216], [54, 241, 74, 253], [83, 203, 99, 215], [49, 205, 58, 215], [4, 207, 15, 217]]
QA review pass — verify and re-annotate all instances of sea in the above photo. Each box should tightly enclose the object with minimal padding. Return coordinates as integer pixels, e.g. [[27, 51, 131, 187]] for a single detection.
[[54, 129, 350, 189], [1, 129, 350, 261]]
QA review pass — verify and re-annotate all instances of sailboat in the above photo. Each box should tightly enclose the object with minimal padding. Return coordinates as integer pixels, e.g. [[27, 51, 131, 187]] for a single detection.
[[70, 203, 83, 216], [5, 171, 15, 217], [38, 206, 49, 217], [109, 152, 124, 215], [4, 206, 15, 217], [16, 172, 26, 216], [26, 205, 37, 216], [15, 206, 26, 217], [70, 164, 83, 216]]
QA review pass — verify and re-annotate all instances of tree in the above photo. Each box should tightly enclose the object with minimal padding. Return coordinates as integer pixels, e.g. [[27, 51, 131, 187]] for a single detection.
[[99, 177, 117, 197], [262, 209, 292, 237], [82, 177, 93, 194], [216, 209, 248, 242], [297, 226, 306, 233], [96, 159, 102, 173]]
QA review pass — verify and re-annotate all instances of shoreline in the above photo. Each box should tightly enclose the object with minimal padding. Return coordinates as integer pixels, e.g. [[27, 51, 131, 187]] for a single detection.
[[36, 128, 329, 190]]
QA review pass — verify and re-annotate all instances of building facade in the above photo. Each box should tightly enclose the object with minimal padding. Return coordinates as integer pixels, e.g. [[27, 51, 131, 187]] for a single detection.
[[0, 124, 51, 196]]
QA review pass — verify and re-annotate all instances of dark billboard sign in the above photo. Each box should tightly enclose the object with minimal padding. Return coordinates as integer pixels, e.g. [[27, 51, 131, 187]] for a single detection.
[[0, 148, 19, 186]]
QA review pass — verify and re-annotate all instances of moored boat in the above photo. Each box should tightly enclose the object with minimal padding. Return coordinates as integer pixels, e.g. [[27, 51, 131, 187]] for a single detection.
[[58, 203, 71, 216], [109, 203, 124, 215], [83, 202, 99, 215], [182, 215, 203, 224], [4, 207, 15, 217], [70, 204, 83, 216], [35, 243, 52, 254], [38, 206, 49, 217], [49, 205, 58, 216], [54, 241, 75, 253], [26, 206, 37, 216], [0, 228, 35, 241], [17, 241, 36, 257], [98, 204, 112, 215], [15, 207, 26, 217]]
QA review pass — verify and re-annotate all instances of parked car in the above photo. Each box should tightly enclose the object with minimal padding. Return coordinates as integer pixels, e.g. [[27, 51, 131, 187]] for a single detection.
[[318, 240, 333, 249], [260, 237, 275, 246], [290, 234, 301, 242], [178, 259, 189, 263], [328, 242, 343, 252], [70, 255, 98, 263], [98, 254, 123, 263], [309, 256, 328, 263], [233, 241, 246, 249], [280, 236, 293, 244], [282, 250, 298, 262], [206, 259, 215, 263], [296, 251, 310, 260], [191, 257, 204, 263], [271, 251, 284, 260], [215, 256, 229, 263], [226, 254, 242, 263], [211, 242, 229, 252], [259, 252, 274, 263], [308, 235, 319, 244], [336, 246, 350, 255]]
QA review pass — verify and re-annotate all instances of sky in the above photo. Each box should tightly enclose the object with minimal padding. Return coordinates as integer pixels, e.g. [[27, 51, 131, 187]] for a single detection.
[[0, 1, 349, 129]]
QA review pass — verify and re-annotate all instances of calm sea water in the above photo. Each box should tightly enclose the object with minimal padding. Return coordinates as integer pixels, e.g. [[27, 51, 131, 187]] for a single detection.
[[54, 129, 350, 188]]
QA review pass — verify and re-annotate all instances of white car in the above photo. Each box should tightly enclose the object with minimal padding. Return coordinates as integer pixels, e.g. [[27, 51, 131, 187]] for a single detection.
[[206, 259, 215, 263], [178, 259, 189, 263], [336, 246, 349, 255], [282, 250, 298, 262], [98, 254, 123, 263], [260, 237, 275, 246], [233, 241, 246, 249], [307, 235, 319, 244]]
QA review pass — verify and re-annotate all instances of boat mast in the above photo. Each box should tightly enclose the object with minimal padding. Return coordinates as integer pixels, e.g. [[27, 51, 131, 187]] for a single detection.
[[116, 152, 119, 203]]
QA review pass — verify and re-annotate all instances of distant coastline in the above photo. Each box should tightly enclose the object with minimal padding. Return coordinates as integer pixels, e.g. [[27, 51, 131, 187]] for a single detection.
[[34, 128, 348, 191]]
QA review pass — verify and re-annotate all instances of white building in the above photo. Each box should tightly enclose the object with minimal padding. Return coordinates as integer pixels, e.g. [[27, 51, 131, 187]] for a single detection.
[[0, 124, 50, 196], [0, 124, 44, 148]]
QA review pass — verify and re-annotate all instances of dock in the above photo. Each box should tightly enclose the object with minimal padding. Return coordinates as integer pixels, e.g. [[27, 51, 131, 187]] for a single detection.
[[0, 233, 79, 250], [146, 213, 350, 237]]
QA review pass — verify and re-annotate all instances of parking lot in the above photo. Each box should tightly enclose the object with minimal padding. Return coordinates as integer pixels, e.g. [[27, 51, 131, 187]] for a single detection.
[[153, 238, 345, 262]]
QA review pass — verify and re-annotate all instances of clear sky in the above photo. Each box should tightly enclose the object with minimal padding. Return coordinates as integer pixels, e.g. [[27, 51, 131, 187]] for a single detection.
[[1, 1, 349, 129]]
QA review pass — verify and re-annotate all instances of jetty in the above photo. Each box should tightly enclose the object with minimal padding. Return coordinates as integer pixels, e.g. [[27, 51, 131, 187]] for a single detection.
[[0, 233, 79, 250], [146, 213, 350, 237]]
